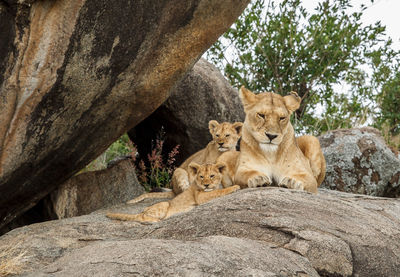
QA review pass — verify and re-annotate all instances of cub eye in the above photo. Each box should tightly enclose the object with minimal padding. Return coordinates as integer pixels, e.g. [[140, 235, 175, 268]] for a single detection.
[[199, 175, 204, 179], [225, 134, 230, 137], [257, 113, 265, 119], [280, 117, 286, 121], [210, 175, 215, 178], [215, 134, 220, 138]]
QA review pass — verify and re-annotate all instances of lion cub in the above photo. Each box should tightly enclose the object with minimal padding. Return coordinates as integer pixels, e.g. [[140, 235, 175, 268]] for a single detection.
[[107, 163, 240, 223], [127, 120, 242, 204], [234, 86, 325, 193]]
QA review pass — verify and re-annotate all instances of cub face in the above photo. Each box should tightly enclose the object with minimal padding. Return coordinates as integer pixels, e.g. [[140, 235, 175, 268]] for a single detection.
[[188, 162, 226, 192], [208, 120, 243, 152], [239, 86, 301, 149]]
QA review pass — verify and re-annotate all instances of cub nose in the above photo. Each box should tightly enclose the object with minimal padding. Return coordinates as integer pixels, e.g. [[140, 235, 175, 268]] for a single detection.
[[266, 133, 277, 141], [218, 142, 224, 146], [204, 184, 210, 188]]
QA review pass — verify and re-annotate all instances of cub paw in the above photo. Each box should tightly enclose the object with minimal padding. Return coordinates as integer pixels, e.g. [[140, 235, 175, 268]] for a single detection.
[[248, 175, 272, 188], [230, 185, 241, 192], [279, 177, 305, 191], [178, 178, 190, 191]]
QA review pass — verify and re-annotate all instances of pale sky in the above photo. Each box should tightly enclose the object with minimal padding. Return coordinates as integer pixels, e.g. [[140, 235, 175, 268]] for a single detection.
[[302, 0, 400, 50]]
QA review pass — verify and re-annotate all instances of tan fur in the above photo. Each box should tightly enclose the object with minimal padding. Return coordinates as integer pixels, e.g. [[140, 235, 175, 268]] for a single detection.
[[216, 150, 240, 188], [296, 135, 326, 186], [107, 163, 240, 222], [127, 120, 242, 204], [234, 86, 325, 193], [218, 136, 326, 188]]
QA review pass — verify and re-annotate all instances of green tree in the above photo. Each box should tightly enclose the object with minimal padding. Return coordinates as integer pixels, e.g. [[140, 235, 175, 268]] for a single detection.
[[374, 70, 400, 147], [207, 0, 400, 135]]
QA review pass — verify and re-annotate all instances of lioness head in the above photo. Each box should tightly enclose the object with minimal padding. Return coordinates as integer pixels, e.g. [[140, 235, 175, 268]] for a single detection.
[[239, 86, 301, 150], [188, 162, 226, 192], [208, 120, 243, 152]]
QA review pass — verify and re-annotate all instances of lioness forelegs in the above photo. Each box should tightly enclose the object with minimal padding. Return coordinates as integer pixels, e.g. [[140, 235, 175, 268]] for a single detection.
[[278, 173, 317, 193], [235, 170, 272, 189]]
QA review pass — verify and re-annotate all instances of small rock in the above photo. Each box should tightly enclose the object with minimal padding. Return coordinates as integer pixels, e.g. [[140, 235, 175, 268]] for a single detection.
[[50, 158, 144, 218]]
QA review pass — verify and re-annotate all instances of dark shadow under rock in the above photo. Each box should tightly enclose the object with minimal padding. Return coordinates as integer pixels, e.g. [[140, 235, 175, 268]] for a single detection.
[[129, 58, 245, 165]]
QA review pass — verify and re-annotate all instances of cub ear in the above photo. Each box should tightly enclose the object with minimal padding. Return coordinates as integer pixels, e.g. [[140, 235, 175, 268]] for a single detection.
[[216, 162, 226, 174], [283, 91, 301, 113], [239, 86, 257, 110], [232, 122, 243, 136], [208, 120, 219, 135], [188, 162, 201, 177]]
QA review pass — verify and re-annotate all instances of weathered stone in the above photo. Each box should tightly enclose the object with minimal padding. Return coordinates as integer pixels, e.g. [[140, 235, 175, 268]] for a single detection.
[[50, 158, 144, 219], [1, 188, 400, 276], [0, 0, 250, 229], [129, 58, 245, 165], [24, 237, 319, 277], [320, 127, 400, 197]]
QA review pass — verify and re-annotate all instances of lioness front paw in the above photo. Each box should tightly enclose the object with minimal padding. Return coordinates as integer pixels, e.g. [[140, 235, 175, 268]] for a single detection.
[[248, 175, 272, 188], [279, 177, 304, 190]]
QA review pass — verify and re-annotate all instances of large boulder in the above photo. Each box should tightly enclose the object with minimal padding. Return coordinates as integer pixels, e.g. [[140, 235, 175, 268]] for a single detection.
[[1, 188, 400, 276], [320, 127, 400, 197], [0, 0, 250, 229], [129, 58, 245, 165]]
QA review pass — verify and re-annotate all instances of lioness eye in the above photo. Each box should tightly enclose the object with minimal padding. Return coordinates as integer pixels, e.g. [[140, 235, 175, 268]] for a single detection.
[[257, 113, 265, 119], [215, 134, 220, 137], [210, 175, 215, 178], [225, 134, 230, 137], [280, 117, 286, 121]]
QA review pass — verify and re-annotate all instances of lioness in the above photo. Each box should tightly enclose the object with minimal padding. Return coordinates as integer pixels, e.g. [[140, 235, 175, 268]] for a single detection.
[[234, 86, 325, 193], [127, 120, 243, 204], [107, 162, 240, 222]]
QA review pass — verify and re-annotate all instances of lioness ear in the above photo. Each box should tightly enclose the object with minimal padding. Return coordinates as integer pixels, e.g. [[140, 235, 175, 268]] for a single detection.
[[232, 122, 243, 136], [208, 120, 219, 135], [188, 162, 201, 177], [283, 91, 301, 113], [239, 86, 257, 110], [216, 162, 226, 174]]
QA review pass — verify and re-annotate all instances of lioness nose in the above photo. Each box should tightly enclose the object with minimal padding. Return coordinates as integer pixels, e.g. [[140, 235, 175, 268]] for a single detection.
[[218, 142, 224, 146], [266, 133, 277, 141]]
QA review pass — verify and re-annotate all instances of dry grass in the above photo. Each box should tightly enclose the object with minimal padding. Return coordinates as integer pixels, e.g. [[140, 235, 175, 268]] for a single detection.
[[381, 125, 400, 154], [0, 243, 27, 277], [390, 134, 400, 150]]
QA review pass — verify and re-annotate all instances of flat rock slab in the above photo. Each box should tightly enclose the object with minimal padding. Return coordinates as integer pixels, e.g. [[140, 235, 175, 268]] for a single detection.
[[25, 237, 318, 277], [1, 188, 400, 276]]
